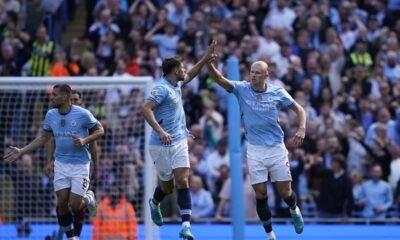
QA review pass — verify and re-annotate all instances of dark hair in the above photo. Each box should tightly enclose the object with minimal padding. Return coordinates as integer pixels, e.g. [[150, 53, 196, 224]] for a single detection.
[[162, 55, 183, 76], [332, 154, 346, 169], [53, 84, 72, 97], [71, 89, 82, 99]]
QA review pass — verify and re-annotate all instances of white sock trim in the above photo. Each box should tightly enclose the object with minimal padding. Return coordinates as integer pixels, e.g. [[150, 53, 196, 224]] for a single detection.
[[267, 231, 276, 240], [150, 199, 159, 209], [290, 206, 300, 214], [182, 221, 190, 228]]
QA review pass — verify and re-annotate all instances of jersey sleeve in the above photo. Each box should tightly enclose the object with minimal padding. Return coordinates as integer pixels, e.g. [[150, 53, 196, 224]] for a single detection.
[[231, 81, 246, 95], [147, 85, 167, 105], [278, 87, 295, 108], [43, 111, 53, 132], [84, 109, 99, 129]]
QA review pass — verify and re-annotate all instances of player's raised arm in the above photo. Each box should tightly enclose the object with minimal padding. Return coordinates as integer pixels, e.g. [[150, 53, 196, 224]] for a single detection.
[[183, 40, 217, 84], [290, 101, 306, 146], [207, 60, 234, 92], [4, 131, 53, 163]]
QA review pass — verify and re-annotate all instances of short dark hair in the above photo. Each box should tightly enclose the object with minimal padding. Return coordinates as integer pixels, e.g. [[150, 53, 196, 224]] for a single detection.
[[162, 55, 183, 76], [332, 154, 346, 169], [53, 84, 72, 97], [71, 89, 82, 99]]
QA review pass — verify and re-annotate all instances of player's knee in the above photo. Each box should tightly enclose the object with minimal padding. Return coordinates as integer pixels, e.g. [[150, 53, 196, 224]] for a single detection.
[[279, 189, 291, 199], [57, 198, 69, 209], [161, 184, 174, 194], [255, 190, 268, 199], [175, 177, 189, 189], [69, 200, 83, 212]]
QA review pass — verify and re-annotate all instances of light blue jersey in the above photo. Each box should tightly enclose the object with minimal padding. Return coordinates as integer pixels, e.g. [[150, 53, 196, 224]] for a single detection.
[[43, 105, 98, 164], [232, 81, 294, 146], [147, 78, 189, 146]]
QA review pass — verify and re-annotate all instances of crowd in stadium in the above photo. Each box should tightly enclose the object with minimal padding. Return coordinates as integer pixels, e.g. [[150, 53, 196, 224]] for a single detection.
[[1, 0, 400, 228]]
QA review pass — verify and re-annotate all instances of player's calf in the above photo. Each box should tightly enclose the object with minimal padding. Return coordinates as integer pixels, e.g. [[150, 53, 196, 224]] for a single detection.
[[57, 208, 75, 240], [83, 190, 97, 217]]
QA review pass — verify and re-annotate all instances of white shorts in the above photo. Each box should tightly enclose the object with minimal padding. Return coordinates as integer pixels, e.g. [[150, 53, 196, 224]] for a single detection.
[[246, 143, 292, 185], [53, 160, 90, 197], [149, 139, 190, 181]]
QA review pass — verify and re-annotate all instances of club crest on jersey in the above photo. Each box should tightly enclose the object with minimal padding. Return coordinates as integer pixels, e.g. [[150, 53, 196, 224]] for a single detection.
[[268, 96, 274, 102], [60, 119, 66, 126], [256, 95, 262, 102], [70, 120, 77, 126]]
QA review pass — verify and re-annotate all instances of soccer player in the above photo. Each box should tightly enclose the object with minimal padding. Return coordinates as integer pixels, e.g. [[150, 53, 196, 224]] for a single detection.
[[142, 41, 216, 240], [207, 59, 306, 240], [47, 90, 99, 240], [3, 84, 104, 240]]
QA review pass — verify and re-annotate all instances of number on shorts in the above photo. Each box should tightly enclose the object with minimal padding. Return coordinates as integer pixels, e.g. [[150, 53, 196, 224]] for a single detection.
[[82, 179, 89, 190]]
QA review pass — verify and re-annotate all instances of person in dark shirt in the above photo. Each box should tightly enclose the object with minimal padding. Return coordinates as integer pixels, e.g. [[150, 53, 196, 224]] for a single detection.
[[317, 154, 354, 222]]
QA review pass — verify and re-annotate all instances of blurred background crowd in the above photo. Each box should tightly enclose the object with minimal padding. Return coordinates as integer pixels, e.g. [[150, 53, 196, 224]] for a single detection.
[[0, 0, 400, 228]]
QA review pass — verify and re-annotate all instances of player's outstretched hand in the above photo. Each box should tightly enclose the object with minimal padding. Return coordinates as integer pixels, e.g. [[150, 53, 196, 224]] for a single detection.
[[204, 40, 218, 62], [72, 135, 86, 147], [45, 161, 54, 177], [3, 146, 21, 163], [159, 130, 174, 145], [292, 128, 305, 147]]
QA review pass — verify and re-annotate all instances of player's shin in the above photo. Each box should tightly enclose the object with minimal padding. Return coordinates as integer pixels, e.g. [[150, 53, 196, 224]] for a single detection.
[[57, 208, 75, 239], [73, 209, 85, 237], [284, 191, 297, 210], [177, 188, 192, 228], [151, 186, 167, 206], [256, 197, 273, 234]]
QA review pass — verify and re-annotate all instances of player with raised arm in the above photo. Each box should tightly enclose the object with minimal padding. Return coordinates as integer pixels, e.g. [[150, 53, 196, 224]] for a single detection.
[[142, 41, 216, 240], [3, 84, 104, 240], [48, 90, 100, 240], [207, 55, 306, 240]]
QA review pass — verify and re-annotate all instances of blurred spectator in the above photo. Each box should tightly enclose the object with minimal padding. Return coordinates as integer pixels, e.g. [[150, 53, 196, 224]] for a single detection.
[[28, 25, 54, 76], [145, 21, 179, 59], [0, 38, 19, 75], [92, 184, 138, 240], [316, 154, 353, 221], [383, 50, 400, 83], [190, 174, 214, 221], [22, 0, 44, 37], [199, 100, 224, 147], [357, 164, 393, 220], [14, 154, 44, 222], [351, 170, 365, 215], [346, 124, 369, 175], [365, 107, 398, 146], [89, 7, 120, 51], [263, 0, 295, 33], [206, 138, 229, 182], [215, 165, 257, 222], [50, 49, 79, 77]]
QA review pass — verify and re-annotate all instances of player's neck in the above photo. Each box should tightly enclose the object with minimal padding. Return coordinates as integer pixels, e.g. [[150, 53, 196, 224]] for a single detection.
[[58, 104, 72, 115], [165, 75, 179, 86], [252, 82, 267, 92]]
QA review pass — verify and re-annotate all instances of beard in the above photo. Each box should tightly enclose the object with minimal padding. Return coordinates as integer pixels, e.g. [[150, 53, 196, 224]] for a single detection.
[[178, 72, 185, 81], [51, 101, 61, 108]]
